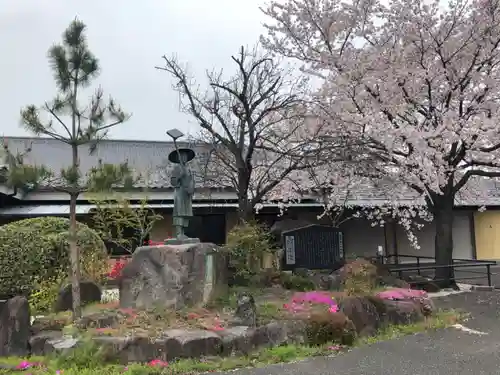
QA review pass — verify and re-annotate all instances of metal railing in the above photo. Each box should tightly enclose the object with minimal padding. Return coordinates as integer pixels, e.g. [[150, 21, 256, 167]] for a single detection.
[[371, 254, 497, 287]]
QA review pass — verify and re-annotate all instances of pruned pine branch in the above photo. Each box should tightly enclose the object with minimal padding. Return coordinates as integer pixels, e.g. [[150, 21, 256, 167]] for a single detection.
[[0, 140, 52, 192], [19, 18, 131, 196]]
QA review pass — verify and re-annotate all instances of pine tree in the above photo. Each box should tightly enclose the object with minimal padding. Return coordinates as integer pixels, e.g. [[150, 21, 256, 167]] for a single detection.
[[20, 18, 134, 319]]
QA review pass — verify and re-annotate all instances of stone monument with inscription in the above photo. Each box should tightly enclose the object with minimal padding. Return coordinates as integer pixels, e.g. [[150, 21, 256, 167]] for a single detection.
[[118, 129, 227, 310]]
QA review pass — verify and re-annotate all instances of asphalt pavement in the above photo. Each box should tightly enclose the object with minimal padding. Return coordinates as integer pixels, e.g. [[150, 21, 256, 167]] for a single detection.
[[211, 291, 500, 375]]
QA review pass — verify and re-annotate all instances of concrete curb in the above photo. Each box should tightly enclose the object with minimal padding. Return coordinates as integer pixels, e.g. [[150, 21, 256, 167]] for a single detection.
[[470, 285, 496, 291]]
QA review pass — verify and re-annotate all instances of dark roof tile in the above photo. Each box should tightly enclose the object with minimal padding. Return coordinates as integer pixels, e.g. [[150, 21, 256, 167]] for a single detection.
[[3, 136, 223, 189]]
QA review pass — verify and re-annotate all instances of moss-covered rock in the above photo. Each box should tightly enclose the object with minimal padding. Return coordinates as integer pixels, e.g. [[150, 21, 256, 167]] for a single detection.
[[306, 310, 356, 346], [0, 216, 108, 297]]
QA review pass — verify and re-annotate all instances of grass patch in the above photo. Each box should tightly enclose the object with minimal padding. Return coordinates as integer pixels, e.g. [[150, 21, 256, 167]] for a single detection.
[[2, 309, 463, 375], [358, 309, 465, 345], [0, 345, 331, 375], [257, 301, 285, 323]]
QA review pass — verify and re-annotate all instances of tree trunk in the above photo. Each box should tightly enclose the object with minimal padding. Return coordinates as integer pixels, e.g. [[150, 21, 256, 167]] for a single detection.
[[433, 196, 456, 288], [238, 208, 254, 223], [69, 192, 81, 320], [237, 196, 254, 223]]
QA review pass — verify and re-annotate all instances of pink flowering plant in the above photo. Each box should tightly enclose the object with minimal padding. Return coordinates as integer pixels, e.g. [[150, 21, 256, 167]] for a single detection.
[[376, 288, 428, 301], [283, 291, 339, 318]]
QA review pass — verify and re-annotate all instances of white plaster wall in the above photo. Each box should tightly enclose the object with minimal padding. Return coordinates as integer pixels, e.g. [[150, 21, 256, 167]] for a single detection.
[[395, 211, 474, 261], [265, 209, 474, 262], [340, 218, 386, 258]]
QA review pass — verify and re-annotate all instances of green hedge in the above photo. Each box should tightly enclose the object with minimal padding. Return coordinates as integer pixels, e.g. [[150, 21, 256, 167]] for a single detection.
[[0, 216, 108, 297]]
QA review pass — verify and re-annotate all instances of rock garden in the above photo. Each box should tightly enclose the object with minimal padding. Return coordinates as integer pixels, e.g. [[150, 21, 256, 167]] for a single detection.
[[0, 218, 461, 374]]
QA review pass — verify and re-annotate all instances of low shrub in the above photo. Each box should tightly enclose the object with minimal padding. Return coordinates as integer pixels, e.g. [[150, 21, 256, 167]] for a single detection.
[[223, 221, 278, 286], [52, 338, 110, 369], [107, 257, 130, 280], [0, 217, 109, 297], [29, 269, 66, 314], [282, 273, 316, 291], [340, 258, 379, 295], [251, 269, 283, 287]]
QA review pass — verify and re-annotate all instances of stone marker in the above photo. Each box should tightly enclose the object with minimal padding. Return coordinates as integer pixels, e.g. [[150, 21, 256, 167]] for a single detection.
[[0, 296, 31, 356], [230, 292, 257, 327], [119, 243, 226, 310]]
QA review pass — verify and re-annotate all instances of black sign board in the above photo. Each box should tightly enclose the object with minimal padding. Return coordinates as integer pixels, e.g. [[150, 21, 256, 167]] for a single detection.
[[281, 224, 344, 270]]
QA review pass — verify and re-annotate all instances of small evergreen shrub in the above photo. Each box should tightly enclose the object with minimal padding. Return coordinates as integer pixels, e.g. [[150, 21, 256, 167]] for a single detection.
[[0, 216, 108, 297], [29, 269, 66, 314], [340, 258, 379, 295], [282, 273, 316, 291], [224, 221, 278, 285]]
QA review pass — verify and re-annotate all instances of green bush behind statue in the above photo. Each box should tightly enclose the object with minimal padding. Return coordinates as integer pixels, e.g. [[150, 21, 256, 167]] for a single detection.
[[0, 216, 108, 297]]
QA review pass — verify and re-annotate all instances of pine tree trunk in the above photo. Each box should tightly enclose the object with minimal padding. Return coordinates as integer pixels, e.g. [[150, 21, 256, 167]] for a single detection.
[[69, 136, 81, 320], [433, 197, 456, 288], [69, 192, 81, 320]]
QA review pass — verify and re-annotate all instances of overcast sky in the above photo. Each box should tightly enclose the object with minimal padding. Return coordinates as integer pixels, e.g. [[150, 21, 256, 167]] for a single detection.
[[0, 0, 268, 141]]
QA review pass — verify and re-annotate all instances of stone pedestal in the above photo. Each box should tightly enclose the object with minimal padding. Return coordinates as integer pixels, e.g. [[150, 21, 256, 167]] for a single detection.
[[164, 237, 200, 245], [119, 243, 227, 310]]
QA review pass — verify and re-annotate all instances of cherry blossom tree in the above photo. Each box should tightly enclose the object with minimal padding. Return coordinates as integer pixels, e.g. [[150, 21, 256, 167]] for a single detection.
[[156, 45, 325, 221], [270, 155, 431, 249], [261, 0, 500, 286]]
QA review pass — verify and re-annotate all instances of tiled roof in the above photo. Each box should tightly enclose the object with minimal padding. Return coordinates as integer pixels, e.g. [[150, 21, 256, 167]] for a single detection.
[[3, 137, 500, 206], [3, 136, 226, 189], [296, 174, 500, 207]]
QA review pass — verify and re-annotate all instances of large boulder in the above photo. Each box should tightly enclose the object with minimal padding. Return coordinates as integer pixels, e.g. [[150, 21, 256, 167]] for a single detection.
[[376, 288, 434, 316], [338, 296, 382, 336], [381, 300, 425, 325], [29, 331, 64, 355], [163, 329, 223, 358], [0, 296, 31, 356], [305, 310, 357, 346], [119, 243, 227, 310]]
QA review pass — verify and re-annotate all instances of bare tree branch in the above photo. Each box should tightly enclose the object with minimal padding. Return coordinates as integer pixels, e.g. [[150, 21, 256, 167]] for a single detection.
[[157, 44, 321, 220]]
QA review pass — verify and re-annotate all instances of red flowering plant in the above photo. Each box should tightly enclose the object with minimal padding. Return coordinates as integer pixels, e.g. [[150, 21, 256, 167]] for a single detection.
[[184, 308, 226, 331], [147, 239, 164, 246], [107, 257, 130, 280]]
